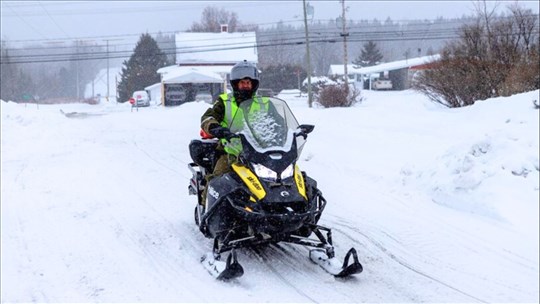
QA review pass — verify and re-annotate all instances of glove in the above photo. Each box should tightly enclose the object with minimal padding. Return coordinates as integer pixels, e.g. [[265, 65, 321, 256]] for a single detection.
[[209, 125, 234, 139]]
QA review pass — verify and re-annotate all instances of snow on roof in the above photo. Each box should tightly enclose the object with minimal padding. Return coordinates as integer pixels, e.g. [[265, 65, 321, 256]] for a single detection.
[[175, 31, 257, 64], [156, 65, 179, 75], [144, 82, 161, 91], [164, 65, 235, 76], [162, 68, 223, 84], [157, 65, 233, 83], [328, 54, 441, 75]]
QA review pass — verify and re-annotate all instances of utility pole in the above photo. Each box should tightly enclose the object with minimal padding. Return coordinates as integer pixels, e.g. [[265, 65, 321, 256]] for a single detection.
[[340, 0, 349, 94], [106, 39, 109, 101], [76, 40, 80, 101], [303, 0, 313, 107], [103, 38, 122, 102]]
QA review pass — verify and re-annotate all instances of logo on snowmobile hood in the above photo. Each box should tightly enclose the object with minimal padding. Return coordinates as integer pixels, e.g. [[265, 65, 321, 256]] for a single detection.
[[232, 163, 266, 200], [294, 164, 307, 200], [208, 186, 219, 200]]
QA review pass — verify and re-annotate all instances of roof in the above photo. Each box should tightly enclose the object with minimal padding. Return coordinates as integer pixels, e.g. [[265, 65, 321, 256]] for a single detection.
[[328, 54, 441, 75], [158, 65, 235, 78], [144, 82, 161, 91], [162, 68, 223, 84], [175, 31, 258, 64], [156, 65, 179, 75]]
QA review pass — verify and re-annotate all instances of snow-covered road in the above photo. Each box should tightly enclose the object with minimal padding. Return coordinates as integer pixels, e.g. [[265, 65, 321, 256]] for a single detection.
[[2, 90, 538, 302]]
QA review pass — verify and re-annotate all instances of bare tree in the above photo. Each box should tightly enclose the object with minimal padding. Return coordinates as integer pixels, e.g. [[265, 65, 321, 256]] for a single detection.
[[257, 22, 301, 68], [310, 39, 340, 75], [189, 6, 240, 32], [508, 2, 538, 55], [413, 3, 539, 107], [473, 0, 500, 53]]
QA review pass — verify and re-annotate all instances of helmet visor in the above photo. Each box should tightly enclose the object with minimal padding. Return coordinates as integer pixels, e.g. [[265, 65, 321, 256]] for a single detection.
[[231, 65, 259, 81]]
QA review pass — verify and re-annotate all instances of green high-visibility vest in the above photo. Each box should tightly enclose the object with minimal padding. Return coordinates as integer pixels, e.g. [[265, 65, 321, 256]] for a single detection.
[[219, 93, 269, 155]]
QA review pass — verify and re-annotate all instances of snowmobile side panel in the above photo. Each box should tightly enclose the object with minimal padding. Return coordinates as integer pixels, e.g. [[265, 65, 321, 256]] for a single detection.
[[201, 174, 246, 238]]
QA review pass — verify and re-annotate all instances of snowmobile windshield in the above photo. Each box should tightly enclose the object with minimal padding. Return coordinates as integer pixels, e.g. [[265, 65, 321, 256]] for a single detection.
[[229, 97, 300, 154]]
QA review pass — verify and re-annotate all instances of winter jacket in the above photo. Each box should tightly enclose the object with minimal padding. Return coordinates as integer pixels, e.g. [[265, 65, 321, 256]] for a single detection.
[[201, 93, 272, 155], [201, 93, 235, 134]]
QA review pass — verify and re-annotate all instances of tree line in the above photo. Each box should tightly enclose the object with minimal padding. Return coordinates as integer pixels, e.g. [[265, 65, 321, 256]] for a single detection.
[[2, 3, 539, 108], [0, 4, 470, 103]]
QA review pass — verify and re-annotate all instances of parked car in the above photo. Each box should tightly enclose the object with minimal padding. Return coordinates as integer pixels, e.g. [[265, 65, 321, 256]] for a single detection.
[[258, 88, 275, 97], [372, 79, 393, 90], [132, 90, 150, 107], [195, 92, 214, 104]]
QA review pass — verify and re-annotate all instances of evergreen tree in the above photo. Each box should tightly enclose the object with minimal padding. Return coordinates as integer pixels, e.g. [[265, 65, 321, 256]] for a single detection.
[[352, 41, 384, 68], [1, 43, 18, 101], [1, 41, 35, 102], [117, 33, 168, 102]]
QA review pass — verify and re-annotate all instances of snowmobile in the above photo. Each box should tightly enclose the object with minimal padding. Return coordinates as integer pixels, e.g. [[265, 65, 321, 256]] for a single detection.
[[187, 96, 363, 280]]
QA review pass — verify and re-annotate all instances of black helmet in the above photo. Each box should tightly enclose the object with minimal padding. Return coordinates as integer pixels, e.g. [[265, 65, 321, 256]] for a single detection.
[[230, 60, 259, 95]]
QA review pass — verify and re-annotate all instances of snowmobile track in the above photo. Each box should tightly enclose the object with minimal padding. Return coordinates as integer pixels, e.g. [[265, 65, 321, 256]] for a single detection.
[[327, 219, 488, 303], [247, 246, 323, 302]]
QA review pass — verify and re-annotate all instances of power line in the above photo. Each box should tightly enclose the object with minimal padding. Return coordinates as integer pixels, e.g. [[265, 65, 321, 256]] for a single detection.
[[0, 22, 468, 54], [2, 16, 538, 64], [4, 28, 539, 65], [37, 1, 72, 40], [4, 12, 535, 46]]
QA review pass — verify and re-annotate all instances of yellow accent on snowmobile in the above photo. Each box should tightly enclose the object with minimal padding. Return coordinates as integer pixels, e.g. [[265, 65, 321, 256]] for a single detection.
[[294, 164, 307, 200], [232, 163, 266, 200]]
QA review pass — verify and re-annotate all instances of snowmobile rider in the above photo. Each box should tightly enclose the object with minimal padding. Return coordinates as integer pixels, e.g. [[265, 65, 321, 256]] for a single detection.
[[199, 60, 260, 204]]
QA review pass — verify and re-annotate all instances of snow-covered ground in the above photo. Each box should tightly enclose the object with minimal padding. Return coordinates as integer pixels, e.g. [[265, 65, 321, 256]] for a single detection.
[[2, 89, 538, 302]]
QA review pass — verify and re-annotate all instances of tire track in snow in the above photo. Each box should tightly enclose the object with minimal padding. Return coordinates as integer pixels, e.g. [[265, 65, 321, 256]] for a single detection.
[[93, 197, 205, 300], [246, 247, 319, 303], [325, 217, 488, 303], [320, 170, 535, 302], [130, 139, 188, 177], [241, 243, 362, 303], [182, 210, 361, 303]]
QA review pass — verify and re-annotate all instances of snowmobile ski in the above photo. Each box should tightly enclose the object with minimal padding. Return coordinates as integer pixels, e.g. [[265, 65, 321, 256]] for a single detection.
[[309, 248, 363, 278], [201, 250, 244, 280]]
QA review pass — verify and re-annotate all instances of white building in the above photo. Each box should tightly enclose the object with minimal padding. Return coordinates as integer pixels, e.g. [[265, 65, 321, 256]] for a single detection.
[[150, 25, 258, 106], [175, 25, 257, 65], [328, 54, 441, 90]]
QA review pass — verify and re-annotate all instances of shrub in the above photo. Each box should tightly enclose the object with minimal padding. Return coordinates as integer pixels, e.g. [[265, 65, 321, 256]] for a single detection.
[[316, 84, 362, 108], [413, 55, 497, 107], [413, 5, 539, 108], [499, 50, 540, 96]]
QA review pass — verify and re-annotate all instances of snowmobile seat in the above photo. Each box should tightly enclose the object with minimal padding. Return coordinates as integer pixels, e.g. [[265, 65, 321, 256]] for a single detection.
[[189, 139, 219, 172]]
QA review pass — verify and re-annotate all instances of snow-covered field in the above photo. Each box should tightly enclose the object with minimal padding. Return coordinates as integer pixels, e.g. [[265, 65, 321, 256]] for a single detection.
[[2, 89, 538, 302]]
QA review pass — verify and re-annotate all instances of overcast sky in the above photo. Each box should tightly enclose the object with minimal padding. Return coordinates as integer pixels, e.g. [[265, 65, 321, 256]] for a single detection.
[[2, 0, 539, 47]]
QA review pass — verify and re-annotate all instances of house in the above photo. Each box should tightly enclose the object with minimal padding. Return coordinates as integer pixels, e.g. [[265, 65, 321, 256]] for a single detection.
[[160, 68, 224, 106], [328, 54, 441, 90], [144, 82, 161, 105], [152, 25, 258, 106]]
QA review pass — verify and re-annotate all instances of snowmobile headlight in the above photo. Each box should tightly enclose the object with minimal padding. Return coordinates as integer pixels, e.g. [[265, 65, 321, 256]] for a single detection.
[[252, 163, 277, 180], [281, 164, 294, 179]]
